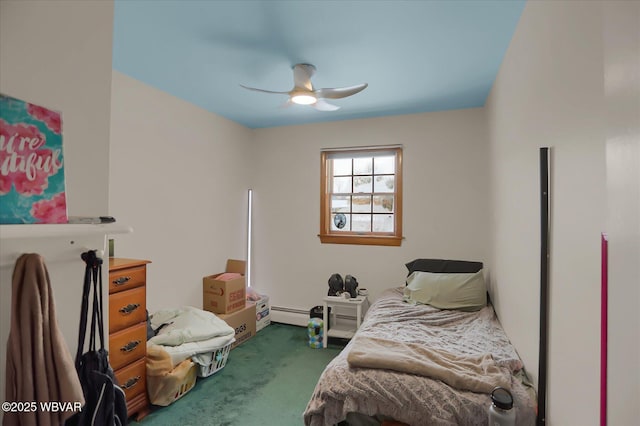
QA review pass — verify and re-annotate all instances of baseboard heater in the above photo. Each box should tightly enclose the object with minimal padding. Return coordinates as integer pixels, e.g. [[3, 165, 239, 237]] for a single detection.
[[271, 305, 357, 327]]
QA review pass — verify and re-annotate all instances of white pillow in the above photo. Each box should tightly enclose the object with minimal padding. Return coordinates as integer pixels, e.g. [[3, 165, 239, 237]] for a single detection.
[[403, 270, 487, 311]]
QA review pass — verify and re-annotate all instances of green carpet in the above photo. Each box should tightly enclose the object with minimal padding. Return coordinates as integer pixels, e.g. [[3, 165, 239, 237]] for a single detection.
[[131, 323, 344, 426]]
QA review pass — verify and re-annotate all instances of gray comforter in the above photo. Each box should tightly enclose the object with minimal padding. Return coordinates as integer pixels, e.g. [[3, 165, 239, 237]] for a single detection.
[[303, 288, 536, 426]]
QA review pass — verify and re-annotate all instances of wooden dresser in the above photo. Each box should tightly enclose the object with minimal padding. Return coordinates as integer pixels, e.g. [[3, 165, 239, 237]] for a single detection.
[[108, 258, 151, 421]]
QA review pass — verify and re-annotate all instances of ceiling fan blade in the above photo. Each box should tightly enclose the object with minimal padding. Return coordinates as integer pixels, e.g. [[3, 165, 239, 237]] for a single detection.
[[313, 99, 340, 111], [279, 99, 293, 109], [316, 83, 368, 99], [240, 84, 290, 95], [293, 63, 315, 91]]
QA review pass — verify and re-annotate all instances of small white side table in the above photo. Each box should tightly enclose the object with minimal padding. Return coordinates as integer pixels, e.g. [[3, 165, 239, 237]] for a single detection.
[[322, 295, 368, 349]]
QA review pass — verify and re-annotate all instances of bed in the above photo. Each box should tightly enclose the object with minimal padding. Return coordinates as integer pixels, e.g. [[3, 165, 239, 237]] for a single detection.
[[303, 259, 536, 426]]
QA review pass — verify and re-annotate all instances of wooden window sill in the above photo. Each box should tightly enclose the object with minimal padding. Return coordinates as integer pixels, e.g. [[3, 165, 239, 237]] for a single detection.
[[318, 234, 402, 247]]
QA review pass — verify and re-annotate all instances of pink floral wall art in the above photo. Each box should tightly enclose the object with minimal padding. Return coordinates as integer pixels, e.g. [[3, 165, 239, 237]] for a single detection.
[[0, 94, 68, 223]]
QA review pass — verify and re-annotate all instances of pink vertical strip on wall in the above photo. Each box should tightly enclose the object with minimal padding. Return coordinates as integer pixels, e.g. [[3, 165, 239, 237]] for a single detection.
[[601, 233, 608, 426]]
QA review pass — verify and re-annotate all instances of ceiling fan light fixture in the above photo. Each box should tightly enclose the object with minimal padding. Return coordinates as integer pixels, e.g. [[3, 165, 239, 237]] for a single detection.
[[240, 63, 366, 111], [291, 93, 316, 105]]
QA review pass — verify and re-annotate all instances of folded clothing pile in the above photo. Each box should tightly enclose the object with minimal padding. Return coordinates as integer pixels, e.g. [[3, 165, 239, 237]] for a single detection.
[[148, 306, 235, 366], [146, 306, 235, 405]]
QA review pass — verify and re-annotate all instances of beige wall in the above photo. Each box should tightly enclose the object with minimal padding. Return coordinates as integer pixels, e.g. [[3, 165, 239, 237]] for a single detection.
[[251, 108, 490, 319], [485, 0, 636, 424], [603, 1, 640, 423], [109, 71, 254, 311], [0, 0, 114, 406], [0, 0, 113, 216], [107, 77, 490, 321]]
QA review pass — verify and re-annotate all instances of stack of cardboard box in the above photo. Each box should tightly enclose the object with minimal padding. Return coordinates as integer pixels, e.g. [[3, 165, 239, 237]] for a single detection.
[[203, 259, 256, 350]]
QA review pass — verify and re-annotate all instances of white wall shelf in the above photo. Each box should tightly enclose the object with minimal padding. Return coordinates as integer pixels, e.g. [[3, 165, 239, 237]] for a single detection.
[[0, 221, 131, 403], [0, 223, 133, 240]]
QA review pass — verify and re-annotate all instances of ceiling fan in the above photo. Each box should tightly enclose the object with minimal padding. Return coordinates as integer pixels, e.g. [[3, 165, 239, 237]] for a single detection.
[[240, 63, 368, 111]]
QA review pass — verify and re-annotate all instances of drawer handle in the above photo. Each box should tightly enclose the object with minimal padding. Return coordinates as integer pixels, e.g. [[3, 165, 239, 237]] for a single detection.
[[113, 276, 131, 286], [119, 303, 140, 315], [120, 340, 141, 353], [121, 376, 140, 390]]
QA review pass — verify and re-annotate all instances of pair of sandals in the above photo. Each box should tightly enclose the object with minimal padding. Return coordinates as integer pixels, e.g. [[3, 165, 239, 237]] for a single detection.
[[327, 273, 359, 298]]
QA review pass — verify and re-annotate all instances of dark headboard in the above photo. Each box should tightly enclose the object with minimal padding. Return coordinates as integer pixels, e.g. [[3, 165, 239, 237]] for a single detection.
[[405, 258, 483, 275]]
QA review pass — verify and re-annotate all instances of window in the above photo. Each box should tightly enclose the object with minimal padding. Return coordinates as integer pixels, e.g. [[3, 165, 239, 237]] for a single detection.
[[319, 147, 403, 246]]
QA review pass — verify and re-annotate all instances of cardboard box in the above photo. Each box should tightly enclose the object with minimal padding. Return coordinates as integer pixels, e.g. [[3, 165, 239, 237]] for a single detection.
[[255, 295, 271, 332], [218, 302, 256, 350], [203, 259, 246, 314]]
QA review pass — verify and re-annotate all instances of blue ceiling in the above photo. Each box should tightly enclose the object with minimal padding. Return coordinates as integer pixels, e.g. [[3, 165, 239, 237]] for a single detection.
[[113, 0, 526, 129]]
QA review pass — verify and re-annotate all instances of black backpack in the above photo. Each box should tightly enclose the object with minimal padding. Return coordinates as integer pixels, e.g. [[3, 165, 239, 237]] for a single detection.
[[327, 273, 344, 296], [66, 251, 128, 426]]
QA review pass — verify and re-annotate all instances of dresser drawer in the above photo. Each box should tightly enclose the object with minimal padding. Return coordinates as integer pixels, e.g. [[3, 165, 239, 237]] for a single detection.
[[109, 322, 147, 371], [109, 286, 146, 333], [109, 265, 146, 294], [114, 358, 147, 403]]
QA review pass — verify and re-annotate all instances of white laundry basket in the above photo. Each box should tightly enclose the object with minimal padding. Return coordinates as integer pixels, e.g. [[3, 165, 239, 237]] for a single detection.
[[193, 339, 234, 378]]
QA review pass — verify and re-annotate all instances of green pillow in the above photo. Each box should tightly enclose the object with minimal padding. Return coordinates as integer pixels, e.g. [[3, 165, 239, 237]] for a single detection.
[[403, 270, 487, 311]]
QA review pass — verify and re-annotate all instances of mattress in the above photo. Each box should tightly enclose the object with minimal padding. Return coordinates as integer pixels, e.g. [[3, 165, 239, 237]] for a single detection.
[[303, 288, 536, 426]]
